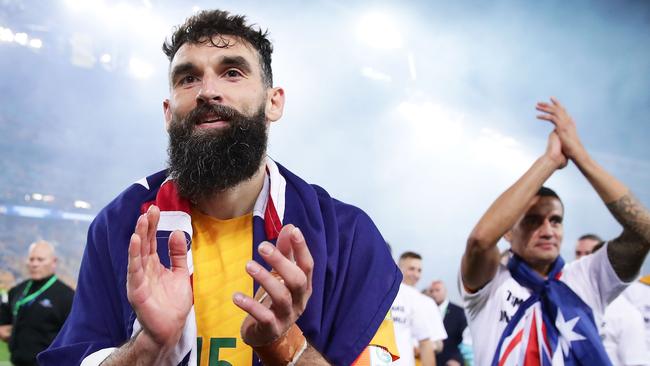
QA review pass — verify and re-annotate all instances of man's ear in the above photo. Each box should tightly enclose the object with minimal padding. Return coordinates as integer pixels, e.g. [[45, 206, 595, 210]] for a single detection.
[[265, 87, 285, 123], [163, 99, 172, 131]]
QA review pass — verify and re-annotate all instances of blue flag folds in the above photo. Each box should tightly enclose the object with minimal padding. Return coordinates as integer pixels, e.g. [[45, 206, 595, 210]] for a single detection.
[[491, 254, 612, 366]]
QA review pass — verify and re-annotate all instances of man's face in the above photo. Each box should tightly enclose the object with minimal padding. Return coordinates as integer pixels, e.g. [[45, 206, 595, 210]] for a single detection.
[[506, 196, 564, 273], [575, 238, 599, 259], [398, 257, 422, 286], [27, 243, 56, 281], [163, 35, 284, 200], [427, 282, 447, 305], [164, 35, 270, 129]]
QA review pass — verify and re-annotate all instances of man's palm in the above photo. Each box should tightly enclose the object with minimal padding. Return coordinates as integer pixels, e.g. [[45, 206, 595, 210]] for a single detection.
[[127, 206, 193, 348]]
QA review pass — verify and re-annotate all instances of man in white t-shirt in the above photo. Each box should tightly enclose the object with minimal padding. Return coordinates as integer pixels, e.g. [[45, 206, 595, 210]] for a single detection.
[[623, 276, 650, 355], [459, 98, 650, 365], [392, 252, 447, 366], [602, 290, 649, 366]]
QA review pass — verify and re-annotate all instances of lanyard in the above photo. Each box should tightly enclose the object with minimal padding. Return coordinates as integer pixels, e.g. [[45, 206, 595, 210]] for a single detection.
[[12, 275, 57, 316]]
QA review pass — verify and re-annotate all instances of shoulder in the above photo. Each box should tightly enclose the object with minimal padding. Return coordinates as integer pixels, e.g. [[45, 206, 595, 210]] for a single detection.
[[53, 279, 74, 295], [9, 279, 30, 294]]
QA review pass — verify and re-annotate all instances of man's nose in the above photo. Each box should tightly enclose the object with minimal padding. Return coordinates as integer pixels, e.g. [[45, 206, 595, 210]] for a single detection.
[[196, 75, 223, 105], [539, 219, 553, 237]]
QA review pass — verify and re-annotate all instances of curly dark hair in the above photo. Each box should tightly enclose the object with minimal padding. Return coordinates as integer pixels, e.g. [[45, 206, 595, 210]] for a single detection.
[[162, 9, 273, 87]]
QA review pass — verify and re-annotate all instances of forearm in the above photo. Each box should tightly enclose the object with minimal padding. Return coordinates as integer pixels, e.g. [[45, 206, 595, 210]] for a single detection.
[[573, 153, 650, 280], [101, 330, 168, 366], [295, 344, 330, 365], [418, 339, 435, 366], [463, 155, 558, 290], [470, 155, 558, 247]]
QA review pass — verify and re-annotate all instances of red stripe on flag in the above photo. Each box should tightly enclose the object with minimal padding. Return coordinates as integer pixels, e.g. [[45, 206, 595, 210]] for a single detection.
[[499, 329, 524, 366], [264, 195, 282, 240], [524, 312, 541, 366]]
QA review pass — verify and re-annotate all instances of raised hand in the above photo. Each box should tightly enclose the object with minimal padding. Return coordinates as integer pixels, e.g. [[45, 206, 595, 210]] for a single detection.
[[126, 205, 193, 349], [545, 131, 568, 170], [233, 224, 314, 347], [536, 97, 586, 161]]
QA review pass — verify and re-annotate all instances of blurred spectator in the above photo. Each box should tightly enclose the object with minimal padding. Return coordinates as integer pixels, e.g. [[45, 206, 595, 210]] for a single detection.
[[574, 233, 603, 259], [393, 251, 447, 366], [0, 241, 74, 366], [424, 280, 471, 366]]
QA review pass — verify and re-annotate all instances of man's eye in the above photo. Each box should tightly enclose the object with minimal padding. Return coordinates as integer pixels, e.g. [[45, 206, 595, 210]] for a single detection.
[[225, 69, 242, 78], [179, 75, 198, 85]]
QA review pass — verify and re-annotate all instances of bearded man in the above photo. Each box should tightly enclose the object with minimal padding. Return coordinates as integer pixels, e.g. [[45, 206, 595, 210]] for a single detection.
[[39, 10, 400, 366]]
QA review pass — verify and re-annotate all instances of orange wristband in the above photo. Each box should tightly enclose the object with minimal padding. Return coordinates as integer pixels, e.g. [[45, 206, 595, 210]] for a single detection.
[[252, 323, 307, 366]]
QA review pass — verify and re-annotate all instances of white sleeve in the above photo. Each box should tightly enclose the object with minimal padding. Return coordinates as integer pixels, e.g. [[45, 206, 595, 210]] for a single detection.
[[410, 293, 435, 342], [458, 265, 506, 320], [421, 295, 448, 342], [563, 242, 631, 318]]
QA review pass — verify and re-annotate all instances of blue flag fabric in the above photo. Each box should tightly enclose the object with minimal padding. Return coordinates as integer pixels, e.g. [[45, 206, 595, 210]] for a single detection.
[[38, 158, 401, 366], [491, 254, 612, 366]]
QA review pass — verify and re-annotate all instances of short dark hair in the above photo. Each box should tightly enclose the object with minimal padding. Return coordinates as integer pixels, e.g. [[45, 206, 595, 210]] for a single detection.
[[537, 186, 561, 201], [536, 186, 564, 210], [163, 9, 274, 87], [592, 241, 607, 253], [399, 251, 422, 261], [578, 233, 603, 242]]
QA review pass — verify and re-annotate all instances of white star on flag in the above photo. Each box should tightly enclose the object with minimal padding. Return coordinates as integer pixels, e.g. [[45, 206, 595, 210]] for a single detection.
[[555, 309, 586, 356]]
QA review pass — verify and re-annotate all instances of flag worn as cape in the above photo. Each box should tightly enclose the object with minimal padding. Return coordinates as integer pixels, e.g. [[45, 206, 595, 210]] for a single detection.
[[39, 157, 401, 366]]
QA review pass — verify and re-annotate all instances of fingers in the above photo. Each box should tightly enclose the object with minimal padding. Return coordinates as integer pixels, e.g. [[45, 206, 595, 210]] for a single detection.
[[169, 230, 189, 274], [233, 292, 280, 334], [246, 259, 293, 317], [146, 206, 160, 255], [275, 224, 295, 262], [134, 214, 150, 258], [127, 233, 144, 289], [258, 239, 308, 298], [288, 227, 314, 285]]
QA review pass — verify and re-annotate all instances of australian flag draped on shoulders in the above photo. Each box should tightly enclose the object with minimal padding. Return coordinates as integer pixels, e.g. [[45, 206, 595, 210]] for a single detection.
[[39, 157, 401, 366], [492, 254, 611, 366]]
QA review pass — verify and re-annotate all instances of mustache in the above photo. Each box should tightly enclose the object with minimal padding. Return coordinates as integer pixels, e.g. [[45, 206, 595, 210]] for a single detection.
[[184, 103, 243, 127]]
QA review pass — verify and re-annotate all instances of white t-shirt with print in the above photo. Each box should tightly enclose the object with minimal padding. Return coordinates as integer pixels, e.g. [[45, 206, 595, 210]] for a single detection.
[[392, 283, 442, 366], [459, 244, 629, 366], [602, 293, 650, 366], [419, 293, 448, 343]]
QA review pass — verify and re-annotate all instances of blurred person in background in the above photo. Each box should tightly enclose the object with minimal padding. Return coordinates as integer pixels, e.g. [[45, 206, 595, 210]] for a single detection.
[[460, 98, 650, 365], [0, 240, 73, 366], [394, 251, 447, 366], [424, 280, 470, 366], [575, 233, 603, 259]]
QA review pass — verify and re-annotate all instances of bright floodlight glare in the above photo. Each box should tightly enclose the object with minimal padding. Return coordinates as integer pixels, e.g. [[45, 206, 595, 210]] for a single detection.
[[74, 200, 92, 209], [100, 53, 112, 63], [0, 27, 13, 42], [29, 38, 42, 49], [357, 12, 403, 49], [32, 193, 43, 201], [14, 32, 28, 46], [129, 57, 154, 79]]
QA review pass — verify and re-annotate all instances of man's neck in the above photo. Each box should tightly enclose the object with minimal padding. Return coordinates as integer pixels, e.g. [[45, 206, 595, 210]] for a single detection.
[[194, 163, 266, 220]]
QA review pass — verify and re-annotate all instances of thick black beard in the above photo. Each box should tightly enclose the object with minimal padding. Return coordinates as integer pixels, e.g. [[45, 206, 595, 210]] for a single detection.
[[167, 103, 268, 202]]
